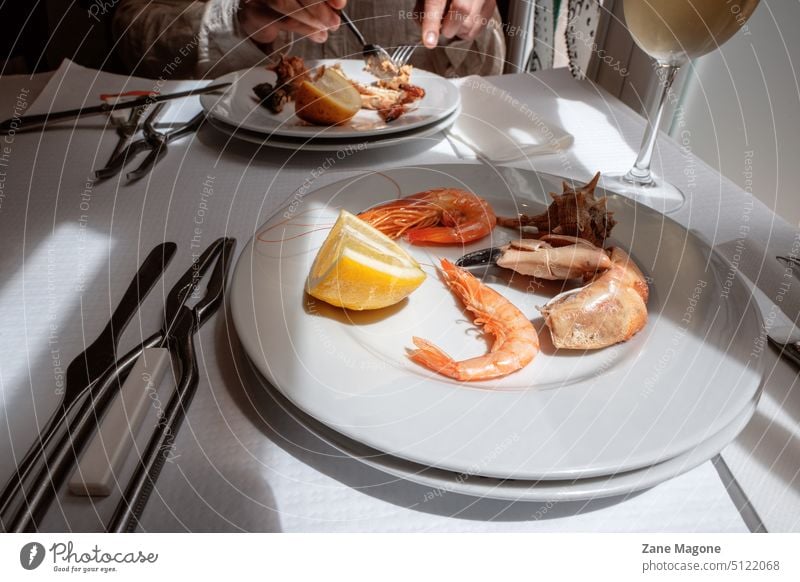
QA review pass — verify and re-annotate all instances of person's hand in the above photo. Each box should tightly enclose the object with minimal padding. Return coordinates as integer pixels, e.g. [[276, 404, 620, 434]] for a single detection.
[[238, 0, 346, 44], [418, 0, 497, 48]]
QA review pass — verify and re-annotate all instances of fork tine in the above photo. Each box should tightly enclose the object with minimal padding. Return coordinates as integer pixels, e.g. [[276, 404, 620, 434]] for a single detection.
[[396, 44, 419, 67], [393, 46, 408, 66], [391, 45, 409, 67], [405, 46, 417, 65]]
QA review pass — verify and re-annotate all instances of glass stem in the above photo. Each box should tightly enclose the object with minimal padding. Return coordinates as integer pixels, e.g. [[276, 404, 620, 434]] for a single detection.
[[624, 63, 681, 186]]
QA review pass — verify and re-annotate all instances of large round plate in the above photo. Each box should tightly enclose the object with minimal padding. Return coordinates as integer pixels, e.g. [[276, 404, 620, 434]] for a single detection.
[[230, 164, 764, 480], [206, 105, 460, 151], [200, 60, 460, 139], [252, 366, 758, 501]]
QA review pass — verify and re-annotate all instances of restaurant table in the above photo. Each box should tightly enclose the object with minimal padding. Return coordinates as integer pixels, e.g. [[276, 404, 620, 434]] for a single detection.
[[0, 60, 797, 532]]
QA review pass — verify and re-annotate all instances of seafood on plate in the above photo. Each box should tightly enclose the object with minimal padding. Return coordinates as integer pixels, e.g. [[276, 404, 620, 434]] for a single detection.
[[358, 188, 496, 245], [457, 175, 650, 349], [495, 234, 612, 280], [489, 238, 649, 349], [540, 247, 649, 349], [344, 63, 426, 122], [497, 173, 617, 247], [253, 56, 425, 124], [253, 55, 310, 114], [409, 259, 539, 381]]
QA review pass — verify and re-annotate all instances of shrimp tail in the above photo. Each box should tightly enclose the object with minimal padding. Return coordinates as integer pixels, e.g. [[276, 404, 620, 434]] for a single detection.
[[409, 337, 459, 379]]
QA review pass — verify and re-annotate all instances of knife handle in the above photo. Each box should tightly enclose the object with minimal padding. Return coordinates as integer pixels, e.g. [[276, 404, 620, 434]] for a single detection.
[[0, 82, 229, 135], [68, 348, 171, 497]]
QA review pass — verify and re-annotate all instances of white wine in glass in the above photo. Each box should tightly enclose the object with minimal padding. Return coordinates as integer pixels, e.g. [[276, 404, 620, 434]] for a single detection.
[[604, 0, 760, 212]]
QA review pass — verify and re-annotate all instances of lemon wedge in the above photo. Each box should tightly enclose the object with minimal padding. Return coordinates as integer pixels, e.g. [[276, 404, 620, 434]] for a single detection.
[[306, 210, 426, 310], [294, 67, 361, 126]]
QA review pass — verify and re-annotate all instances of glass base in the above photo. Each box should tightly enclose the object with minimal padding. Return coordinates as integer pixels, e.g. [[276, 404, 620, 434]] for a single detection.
[[599, 172, 685, 214]]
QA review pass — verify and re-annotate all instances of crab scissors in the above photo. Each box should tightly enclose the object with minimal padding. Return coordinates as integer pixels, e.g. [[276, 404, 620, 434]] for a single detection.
[[94, 103, 205, 182], [6, 237, 235, 532], [106, 236, 236, 532]]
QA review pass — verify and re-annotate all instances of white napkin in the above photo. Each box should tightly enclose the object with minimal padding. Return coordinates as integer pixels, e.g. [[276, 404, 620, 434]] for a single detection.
[[448, 75, 573, 162]]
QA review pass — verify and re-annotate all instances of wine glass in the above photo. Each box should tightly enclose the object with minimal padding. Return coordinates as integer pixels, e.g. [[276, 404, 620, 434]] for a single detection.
[[602, 0, 761, 213]]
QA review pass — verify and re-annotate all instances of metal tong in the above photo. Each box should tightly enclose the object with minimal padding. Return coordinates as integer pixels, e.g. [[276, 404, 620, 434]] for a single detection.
[[94, 104, 205, 182], [107, 237, 235, 532], [3, 238, 235, 532], [105, 105, 148, 170], [0, 242, 176, 529]]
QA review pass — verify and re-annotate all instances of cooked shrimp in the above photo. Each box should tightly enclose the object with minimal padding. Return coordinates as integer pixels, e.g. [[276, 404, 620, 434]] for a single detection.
[[409, 259, 539, 381], [358, 188, 496, 245], [540, 247, 648, 349]]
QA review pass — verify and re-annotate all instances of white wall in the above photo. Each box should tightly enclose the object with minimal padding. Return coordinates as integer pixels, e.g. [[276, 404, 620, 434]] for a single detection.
[[670, 0, 800, 225]]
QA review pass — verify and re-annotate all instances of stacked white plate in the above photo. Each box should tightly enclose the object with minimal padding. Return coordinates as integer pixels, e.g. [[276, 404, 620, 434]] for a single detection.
[[230, 165, 764, 501], [200, 60, 461, 151]]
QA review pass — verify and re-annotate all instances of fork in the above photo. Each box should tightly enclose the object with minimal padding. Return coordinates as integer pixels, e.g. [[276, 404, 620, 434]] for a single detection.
[[392, 44, 420, 67], [337, 9, 397, 79]]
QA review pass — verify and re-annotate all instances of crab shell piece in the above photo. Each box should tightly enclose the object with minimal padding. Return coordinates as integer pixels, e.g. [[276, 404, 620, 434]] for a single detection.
[[495, 235, 612, 281], [539, 247, 649, 350]]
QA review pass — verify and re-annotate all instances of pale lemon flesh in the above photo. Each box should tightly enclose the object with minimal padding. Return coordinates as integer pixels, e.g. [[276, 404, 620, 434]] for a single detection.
[[294, 67, 361, 125], [306, 210, 426, 310]]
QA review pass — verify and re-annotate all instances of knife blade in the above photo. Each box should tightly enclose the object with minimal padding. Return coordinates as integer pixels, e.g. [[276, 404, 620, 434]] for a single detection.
[[767, 324, 800, 368], [0, 83, 230, 134], [776, 256, 800, 281]]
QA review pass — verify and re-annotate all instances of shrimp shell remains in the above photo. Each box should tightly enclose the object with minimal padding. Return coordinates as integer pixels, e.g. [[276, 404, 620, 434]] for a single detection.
[[358, 188, 496, 245], [539, 248, 649, 349], [409, 259, 539, 381], [495, 234, 612, 280]]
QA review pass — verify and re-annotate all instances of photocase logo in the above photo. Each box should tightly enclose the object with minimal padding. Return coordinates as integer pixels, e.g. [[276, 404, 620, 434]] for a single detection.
[[20, 542, 46, 570]]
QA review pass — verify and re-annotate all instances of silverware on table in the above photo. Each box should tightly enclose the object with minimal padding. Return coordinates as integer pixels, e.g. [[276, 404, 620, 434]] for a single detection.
[[0, 242, 177, 528], [337, 9, 397, 79], [767, 324, 800, 368], [94, 106, 206, 182], [103, 104, 147, 171], [4, 238, 234, 532], [0, 83, 229, 134], [108, 237, 235, 533]]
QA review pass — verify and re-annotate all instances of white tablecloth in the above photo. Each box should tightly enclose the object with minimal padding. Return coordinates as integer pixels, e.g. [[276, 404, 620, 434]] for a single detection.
[[0, 59, 797, 532]]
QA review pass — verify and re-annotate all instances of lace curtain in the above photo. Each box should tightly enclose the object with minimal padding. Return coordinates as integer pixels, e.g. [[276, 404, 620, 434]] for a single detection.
[[527, 0, 604, 77]]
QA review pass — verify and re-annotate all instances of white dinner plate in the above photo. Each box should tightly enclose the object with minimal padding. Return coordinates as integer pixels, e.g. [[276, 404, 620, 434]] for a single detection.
[[200, 60, 460, 139], [253, 368, 758, 501], [206, 105, 460, 151], [230, 165, 764, 480]]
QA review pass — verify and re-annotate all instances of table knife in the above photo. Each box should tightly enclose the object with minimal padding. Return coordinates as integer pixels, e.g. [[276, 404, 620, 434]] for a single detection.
[[767, 324, 800, 368], [776, 256, 800, 281], [0, 83, 230, 134]]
